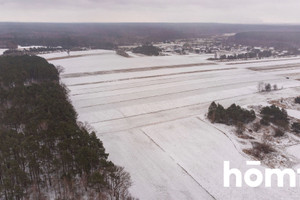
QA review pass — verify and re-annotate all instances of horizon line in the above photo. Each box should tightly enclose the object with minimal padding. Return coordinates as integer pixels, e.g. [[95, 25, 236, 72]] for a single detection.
[[0, 21, 300, 26]]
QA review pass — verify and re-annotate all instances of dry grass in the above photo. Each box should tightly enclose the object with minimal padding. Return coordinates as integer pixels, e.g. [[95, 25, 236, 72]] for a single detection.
[[243, 142, 275, 160]]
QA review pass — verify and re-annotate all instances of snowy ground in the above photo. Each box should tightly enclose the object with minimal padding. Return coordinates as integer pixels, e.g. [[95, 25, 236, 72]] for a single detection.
[[0, 49, 7, 55], [41, 50, 300, 200]]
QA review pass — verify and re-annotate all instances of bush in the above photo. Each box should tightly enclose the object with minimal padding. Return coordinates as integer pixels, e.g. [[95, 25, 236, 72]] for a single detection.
[[260, 116, 270, 126], [292, 122, 300, 134], [254, 142, 274, 154], [295, 97, 300, 104], [252, 122, 261, 131], [244, 142, 275, 159], [265, 83, 271, 92], [274, 128, 284, 137], [236, 122, 245, 135]]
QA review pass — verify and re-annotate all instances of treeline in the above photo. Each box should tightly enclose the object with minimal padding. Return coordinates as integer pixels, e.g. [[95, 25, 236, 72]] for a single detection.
[[229, 31, 300, 50], [3, 47, 66, 56], [0, 55, 134, 199], [116, 49, 130, 57], [207, 101, 296, 137], [3, 23, 300, 49], [219, 50, 273, 60], [207, 102, 256, 125]]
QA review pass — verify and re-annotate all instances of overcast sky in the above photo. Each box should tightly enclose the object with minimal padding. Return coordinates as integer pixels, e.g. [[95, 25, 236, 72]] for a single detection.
[[0, 0, 299, 24]]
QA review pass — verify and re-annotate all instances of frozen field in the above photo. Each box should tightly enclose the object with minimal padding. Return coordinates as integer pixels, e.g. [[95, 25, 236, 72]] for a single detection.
[[42, 50, 300, 200]]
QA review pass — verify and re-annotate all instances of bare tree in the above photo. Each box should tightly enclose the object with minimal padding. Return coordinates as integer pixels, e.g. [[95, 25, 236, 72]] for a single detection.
[[257, 81, 264, 92], [109, 166, 133, 200], [56, 65, 65, 74], [265, 83, 271, 92]]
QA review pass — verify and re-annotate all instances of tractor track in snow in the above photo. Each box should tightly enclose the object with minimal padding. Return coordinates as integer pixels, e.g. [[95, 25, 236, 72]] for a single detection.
[[226, 57, 300, 65], [47, 52, 112, 61], [67, 67, 236, 86], [62, 62, 217, 78], [78, 78, 279, 109], [70, 69, 250, 96]]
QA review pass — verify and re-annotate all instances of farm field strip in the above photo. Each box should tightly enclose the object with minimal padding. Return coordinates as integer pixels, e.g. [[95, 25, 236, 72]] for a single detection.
[[67, 68, 248, 93], [264, 68, 300, 76], [71, 74, 282, 103], [227, 56, 300, 65], [228, 57, 300, 68], [62, 65, 234, 86], [63, 59, 300, 88], [50, 51, 213, 74], [248, 63, 300, 71], [61, 62, 217, 78], [69, 70, 269, 98], [74, 76, 297, 111]]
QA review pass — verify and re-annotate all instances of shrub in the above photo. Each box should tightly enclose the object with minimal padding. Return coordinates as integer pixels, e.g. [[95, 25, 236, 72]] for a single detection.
[[252, 121, 261, 131], [260, 116, 270, 126], [274, 128, 284, 137], [236, 122, 245, 135], [291, 122, 300, 134], [244, 142, 275, 159], [295, 97, 300, 104], [265, 83, 271, 92], [254, 142, 274, 154]]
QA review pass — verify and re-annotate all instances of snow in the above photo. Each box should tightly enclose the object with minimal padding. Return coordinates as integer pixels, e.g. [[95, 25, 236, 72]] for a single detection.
[[287, 145, 300, 160], [287, 109, 300, 119], [41, 50, 300, 200], [41, 49, 110, 59], [0, 49, 7, 55], [44, 50, 214, 75], [18, 45, 47, 49]]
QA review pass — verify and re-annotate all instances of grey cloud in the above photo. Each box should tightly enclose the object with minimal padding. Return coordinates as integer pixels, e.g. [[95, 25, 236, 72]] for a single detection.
[[0, 0, 299, 23]]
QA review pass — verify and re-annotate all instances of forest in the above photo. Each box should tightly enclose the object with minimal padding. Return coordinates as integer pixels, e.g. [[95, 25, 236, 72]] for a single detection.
[[2, 23, 300, 49], [0, 55, 134, 200], [229, 31, 300, 49]]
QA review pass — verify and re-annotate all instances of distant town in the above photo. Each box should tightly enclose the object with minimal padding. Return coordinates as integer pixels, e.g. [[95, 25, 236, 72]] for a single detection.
[[3, 33, 299, 62]]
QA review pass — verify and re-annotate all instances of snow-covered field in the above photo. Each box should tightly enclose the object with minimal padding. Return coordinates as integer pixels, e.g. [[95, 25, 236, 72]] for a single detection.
[[42, 50, 300, 200]]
